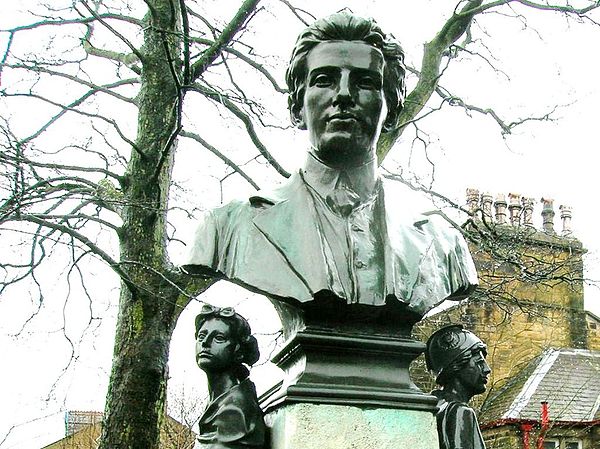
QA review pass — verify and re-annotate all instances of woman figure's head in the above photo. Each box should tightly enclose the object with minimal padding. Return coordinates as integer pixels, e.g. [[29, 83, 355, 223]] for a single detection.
[[195, 305, 260, 381]]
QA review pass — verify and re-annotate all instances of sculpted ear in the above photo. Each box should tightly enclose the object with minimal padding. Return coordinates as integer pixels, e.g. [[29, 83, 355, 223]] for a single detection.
[[382, 110, 398, 133], [233, 343, 244, 363], [290, 105, 307, 130]]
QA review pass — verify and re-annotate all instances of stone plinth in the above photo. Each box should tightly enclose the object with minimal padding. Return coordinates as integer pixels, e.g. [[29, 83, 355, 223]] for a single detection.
[[261, 294, 439, 448], [268, 403, 439, 449], [262, 327, 435, 410]]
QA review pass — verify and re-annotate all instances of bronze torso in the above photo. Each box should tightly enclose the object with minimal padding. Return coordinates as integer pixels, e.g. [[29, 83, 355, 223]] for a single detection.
[[198, 379, 266, 449], [433, 390, 486, 449], [184, 155, 477, 317]]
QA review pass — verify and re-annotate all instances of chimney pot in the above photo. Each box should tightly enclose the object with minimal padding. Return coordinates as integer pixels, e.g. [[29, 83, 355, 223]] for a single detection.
[[481, 193, 493, 222], [466, 188, 480, 214], [508, 193, 522, 226], [559, 205, 573, 236], [522, 197, 535, 227], [494, 194, 508, 225], [541, 198, 555, 234]]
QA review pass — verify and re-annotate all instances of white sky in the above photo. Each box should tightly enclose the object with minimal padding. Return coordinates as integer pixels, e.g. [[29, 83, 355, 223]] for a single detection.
[[1, 1, 600, 448]]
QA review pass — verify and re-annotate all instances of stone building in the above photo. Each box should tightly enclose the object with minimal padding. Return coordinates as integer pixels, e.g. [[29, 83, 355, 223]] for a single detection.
[[480, 348, 600, 449], [414, 190, 600, 449], [41, 411, 195, 449]]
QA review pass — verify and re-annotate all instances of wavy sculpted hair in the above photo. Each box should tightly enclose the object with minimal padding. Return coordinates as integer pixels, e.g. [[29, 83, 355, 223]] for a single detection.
[[285, 10, 407, 132], [195, 310, 260, 381]]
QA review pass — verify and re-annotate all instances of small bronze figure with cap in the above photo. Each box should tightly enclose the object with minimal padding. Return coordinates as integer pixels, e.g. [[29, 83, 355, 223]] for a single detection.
[[194, 304, 266, 449], [426, 324, 491, 449]]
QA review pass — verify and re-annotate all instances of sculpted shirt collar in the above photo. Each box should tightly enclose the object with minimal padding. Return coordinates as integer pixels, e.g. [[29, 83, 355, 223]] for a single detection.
[[301, 151, 379, 202]]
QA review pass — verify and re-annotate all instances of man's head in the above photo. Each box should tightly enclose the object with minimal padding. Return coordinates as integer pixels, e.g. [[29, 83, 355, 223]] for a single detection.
[[426, 325, 491, 397], [286, 11, 406, 166]]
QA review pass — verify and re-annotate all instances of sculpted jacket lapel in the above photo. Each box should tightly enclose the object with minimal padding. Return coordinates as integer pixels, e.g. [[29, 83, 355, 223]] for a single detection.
[[380, 179, 438, 312], [251, 174, 330, 300]]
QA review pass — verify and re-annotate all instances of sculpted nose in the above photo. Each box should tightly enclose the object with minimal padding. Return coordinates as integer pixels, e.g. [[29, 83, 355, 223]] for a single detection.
[[333, 73, 353, 108], [198, 336, 210, 348], [483, 360, 491, 375]]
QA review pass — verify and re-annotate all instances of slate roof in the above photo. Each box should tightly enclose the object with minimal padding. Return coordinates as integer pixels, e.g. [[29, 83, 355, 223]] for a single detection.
[[480, 348, 600, 425]]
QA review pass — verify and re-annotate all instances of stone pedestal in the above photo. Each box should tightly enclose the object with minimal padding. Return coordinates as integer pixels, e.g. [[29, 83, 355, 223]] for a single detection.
[[268, 403, 438, 449], [262, 327, 435, 410], [261, 295, 440, 449]]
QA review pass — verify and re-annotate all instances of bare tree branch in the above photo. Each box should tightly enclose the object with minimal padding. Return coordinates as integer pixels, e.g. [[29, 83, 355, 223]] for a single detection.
[[78, 0, 145, 63], [15, 214, 122, 277], [191, 83, 290, 178], [378, 0, 484, 161], [278, 0, 316, 25], [190, 36, 287, 93], [2, 63, 138, 104], [180, 130, 260, 190], [2, 89, 142, 156], [190, 0, 261, 81]]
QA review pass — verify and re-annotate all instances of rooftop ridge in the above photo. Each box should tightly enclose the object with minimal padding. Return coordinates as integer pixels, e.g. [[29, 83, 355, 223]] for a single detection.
[[503, 348, 559, 419]]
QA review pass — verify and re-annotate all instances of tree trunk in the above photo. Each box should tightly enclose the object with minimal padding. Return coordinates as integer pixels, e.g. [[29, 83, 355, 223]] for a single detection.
[[100, 288, 179, 448], [99, 1, 183, 447]]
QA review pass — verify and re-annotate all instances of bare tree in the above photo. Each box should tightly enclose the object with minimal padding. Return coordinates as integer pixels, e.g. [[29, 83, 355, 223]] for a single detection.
[[1, 1, 599, 448]]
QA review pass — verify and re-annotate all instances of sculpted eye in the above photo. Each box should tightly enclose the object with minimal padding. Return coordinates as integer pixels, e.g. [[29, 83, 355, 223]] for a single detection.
[[357, 76, 381, 89], [196, 331, 207, 340], [214, 334, 228, 343], [311, 73, 333, 87]]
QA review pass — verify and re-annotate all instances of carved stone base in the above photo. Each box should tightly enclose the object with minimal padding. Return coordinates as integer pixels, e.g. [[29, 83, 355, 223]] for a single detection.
[[267, 403, 439, 449], [261, 295, 439, 448], [262, 294, 437, 410], [261, 327, 437, 411]]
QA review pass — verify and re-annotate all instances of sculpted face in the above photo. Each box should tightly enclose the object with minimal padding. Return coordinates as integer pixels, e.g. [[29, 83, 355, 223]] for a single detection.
[[456, 348, 491, 396], [299, 41, 387, 167], [195, 318, 239, 372]]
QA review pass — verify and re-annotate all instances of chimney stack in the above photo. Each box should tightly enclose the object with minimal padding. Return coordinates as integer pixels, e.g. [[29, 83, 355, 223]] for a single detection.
[[465, 190, 574, 238], [494, 194, 508, 225], [522, 197, 535, 227], [541, 198, 555, 234], [508, 193, 522, 226], [559, 205, 572, 236]]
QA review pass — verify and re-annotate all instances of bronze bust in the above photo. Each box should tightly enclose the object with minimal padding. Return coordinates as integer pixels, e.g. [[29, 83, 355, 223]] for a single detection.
[[426, 324, 491, 449], [195, 305, 266, 449], [183, 11, 477, 318]]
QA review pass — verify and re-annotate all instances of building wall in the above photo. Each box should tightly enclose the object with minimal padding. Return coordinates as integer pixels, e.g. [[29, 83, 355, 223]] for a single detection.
[[586, 314, 600, 351], [482, 425, 597, 449], [412, 203, 599, 448], [41, 417, 196, 449], [482, 425, 521, 449], [414, 227, 589, 394]]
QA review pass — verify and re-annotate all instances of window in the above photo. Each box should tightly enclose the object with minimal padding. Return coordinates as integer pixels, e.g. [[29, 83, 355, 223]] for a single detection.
[[542, 439, 583, 449]]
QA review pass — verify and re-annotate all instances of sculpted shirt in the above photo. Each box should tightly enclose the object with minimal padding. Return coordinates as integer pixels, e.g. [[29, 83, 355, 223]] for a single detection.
[[183, 152, 478, 316], [300, 154, 384, 305]]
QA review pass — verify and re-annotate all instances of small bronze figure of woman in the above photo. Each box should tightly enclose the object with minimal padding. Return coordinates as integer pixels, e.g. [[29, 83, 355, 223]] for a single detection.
[[195, 305, 266, 449]]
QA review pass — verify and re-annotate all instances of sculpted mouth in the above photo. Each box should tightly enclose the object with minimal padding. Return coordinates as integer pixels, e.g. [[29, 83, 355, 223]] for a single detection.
[[329, 113, 358, 121]]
